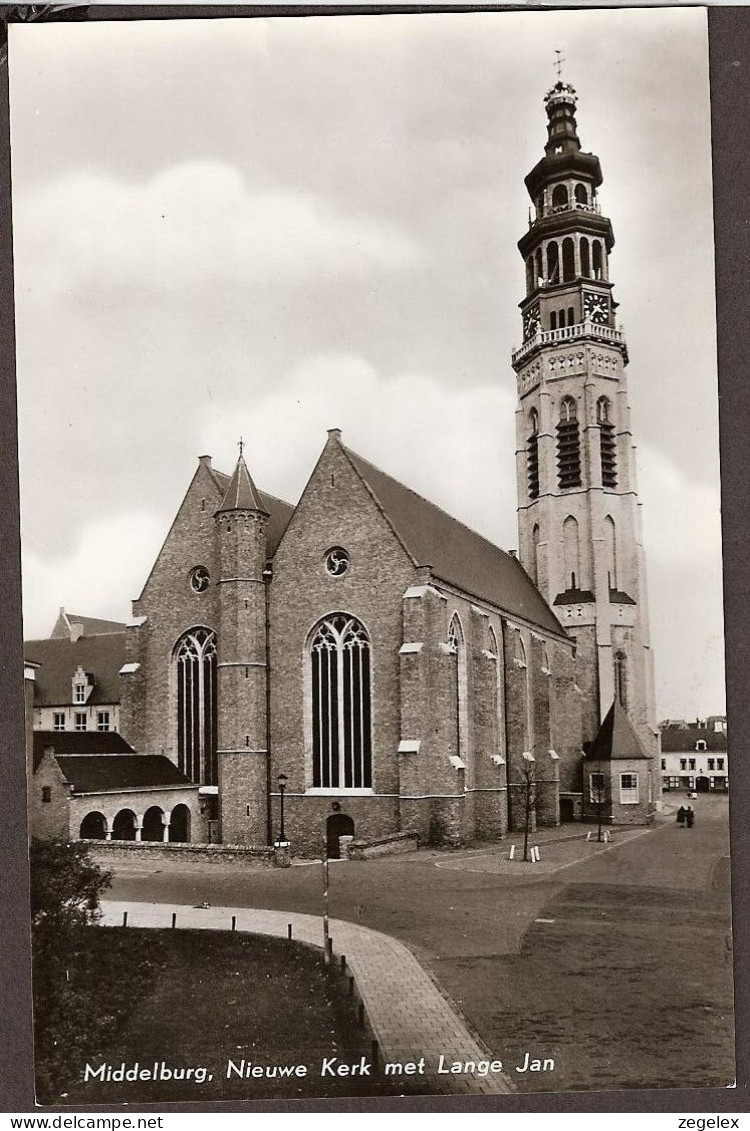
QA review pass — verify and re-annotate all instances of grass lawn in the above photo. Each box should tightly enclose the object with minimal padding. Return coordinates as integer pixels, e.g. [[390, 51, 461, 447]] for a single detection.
[[36, 927, 429, 1104], [434, 882, 735, 1093]]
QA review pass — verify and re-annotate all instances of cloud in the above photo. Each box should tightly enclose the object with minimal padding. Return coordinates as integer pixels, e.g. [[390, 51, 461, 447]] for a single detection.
[[14, 162, 424, 302], [196, 351, 520, 549], [638, 443, 723, 567], [22, 512, 166, 639]]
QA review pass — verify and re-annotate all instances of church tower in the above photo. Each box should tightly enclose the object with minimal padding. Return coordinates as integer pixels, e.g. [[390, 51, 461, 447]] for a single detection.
[[215, 450, 271, 845], [512, 79, 658, 771]]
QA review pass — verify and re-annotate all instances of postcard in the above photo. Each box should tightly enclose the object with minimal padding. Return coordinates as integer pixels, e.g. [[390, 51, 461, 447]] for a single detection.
[[10, 5, 733, 1105]]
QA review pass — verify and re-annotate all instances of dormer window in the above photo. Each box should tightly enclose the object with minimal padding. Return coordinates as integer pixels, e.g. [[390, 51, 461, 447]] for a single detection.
[[696, 739, 707, 752], [72, 665, 92, 705]]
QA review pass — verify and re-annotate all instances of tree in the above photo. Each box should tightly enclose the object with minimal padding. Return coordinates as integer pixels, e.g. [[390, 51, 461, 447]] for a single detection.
[[519, 752, 537, 862], [30, 839, 112, 1100], [30, 837, 112, 934]]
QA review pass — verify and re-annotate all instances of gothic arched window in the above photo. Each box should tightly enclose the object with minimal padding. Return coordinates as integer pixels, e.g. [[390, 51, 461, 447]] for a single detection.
[[614, 650, 628, 709], [562, 515, 580, 589], [447, 615, 464, 762], [592, 240, 603, 280], [562, 237, 575, 282], [535, 247, 543, 286], [527, 408, 539, 499], [552, 183, 568, 208], [550, 310, 557, 331], [175, 627, 217, 785], [546, 241, 559, 284], [531, 523, 541, 586], [526, 256, 535, 295], [604, 515, 617, 590], [311, 614, 371, 789], [574, 183, 588, 205], [580, 236, 591, 277], [557, 397, 582, 489], [598, 397, 617, 487]]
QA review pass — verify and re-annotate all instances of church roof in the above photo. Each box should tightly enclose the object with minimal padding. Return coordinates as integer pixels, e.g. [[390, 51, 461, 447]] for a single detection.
[[660, 726, 727, 753], [215, 454, 268, 514], [24, 633, 127, 707], [584, 700, 650, 762], [51, 610, 128, 639], [32, 730, 134, 772], [53, 754, 195, 794], [341, 444, 565, 638], [210, 470, 293, 556]]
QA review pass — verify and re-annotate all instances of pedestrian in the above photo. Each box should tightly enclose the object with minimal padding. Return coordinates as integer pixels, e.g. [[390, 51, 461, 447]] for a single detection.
[[677, 805, 686, 826], [686, 806, 695, 829]]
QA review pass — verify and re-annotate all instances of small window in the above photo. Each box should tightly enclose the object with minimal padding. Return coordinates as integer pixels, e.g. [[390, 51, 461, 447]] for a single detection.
[[74, 683, 86, 704], [190, 566, 211, 594], [619, 772, 639, 805], [660, 758, 666, 770], [708, 758, 715, 771], [97, 711, 111, 732], [74, 712, 87, 732], [717, 758, 725, 771], [324, 547, 350, 577], [688, 758, 696, 771], [589, 772, 605, 802], [680, 758, 687, 771], [567, 307, 574, 326], [41, 787, 51, 804], [53, 712, 65, 731], [696, 739, 707, 751]]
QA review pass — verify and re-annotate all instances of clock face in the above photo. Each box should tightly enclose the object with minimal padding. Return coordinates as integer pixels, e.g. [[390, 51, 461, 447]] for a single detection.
[[523, 304, 540, 341], [584, 292, 609, 324]]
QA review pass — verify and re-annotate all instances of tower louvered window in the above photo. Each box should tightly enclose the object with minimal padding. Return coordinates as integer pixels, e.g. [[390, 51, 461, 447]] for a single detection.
[[311, 614, 371, 789], [557, 397, 581, 488], [597, 397, 617, 487], [527, 409, 540, 499], [175, 627, 217, 785]]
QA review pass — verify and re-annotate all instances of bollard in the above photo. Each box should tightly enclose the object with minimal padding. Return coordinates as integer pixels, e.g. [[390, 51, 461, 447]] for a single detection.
[[586, 831, 592, 842], [326, 937, 333, 963], [340, 954, 346, 974], [509, 844, 515, 860], [122, 911, 128, 928], [288, 923, 293, 940], [231, 915, 236, 932], [172, 912, 177, 929]]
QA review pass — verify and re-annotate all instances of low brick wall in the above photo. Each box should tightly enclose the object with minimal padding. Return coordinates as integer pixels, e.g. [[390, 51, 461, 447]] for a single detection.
[[347, 831, 420, 860], [88, 840, 273, 866]]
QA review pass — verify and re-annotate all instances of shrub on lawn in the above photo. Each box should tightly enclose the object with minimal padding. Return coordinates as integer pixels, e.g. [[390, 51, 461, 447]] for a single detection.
[[29, 838, 127, 1101]]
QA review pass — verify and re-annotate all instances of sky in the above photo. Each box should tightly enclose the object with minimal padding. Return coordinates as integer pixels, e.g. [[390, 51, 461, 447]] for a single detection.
[[9, 7, 724, 718]]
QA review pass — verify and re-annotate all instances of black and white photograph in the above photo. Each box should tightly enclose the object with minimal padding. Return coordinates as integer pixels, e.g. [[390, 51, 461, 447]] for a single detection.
[[9, 4, 733, 1105]]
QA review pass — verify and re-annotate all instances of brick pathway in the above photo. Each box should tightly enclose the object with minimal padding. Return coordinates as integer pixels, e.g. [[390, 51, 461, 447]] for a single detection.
[[98, 900, 511, 1096]]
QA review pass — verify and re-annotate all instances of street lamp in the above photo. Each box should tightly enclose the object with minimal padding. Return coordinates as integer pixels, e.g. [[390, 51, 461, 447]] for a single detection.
[[277, 772, 287, 844]]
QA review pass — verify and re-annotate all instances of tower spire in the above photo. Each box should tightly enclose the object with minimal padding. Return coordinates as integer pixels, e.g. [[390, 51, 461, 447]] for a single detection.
[[216, 449, 268, 514]]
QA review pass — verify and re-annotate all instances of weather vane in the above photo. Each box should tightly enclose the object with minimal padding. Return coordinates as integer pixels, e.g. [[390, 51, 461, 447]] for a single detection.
[[238, 435, 244, 458], [554, 49, 565, 81]]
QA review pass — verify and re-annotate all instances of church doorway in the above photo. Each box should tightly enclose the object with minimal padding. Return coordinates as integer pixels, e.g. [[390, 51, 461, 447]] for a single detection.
[[696, 776, 710, 793], [326, 813, 354, 859], [559, 798, 575, 823]]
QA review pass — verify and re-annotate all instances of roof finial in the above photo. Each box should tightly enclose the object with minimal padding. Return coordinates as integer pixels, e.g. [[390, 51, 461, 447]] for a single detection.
[[554, 48, 565, 82], [238, 435, 244, 459]]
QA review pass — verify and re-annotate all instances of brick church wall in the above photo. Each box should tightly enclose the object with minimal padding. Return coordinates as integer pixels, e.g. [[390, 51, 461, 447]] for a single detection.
[[120, 458, 223, 763], [268, 437, 418, 856]]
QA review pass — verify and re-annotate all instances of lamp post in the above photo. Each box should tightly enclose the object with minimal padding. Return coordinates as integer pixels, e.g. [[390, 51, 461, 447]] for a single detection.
[[277, 771, 287, 845]]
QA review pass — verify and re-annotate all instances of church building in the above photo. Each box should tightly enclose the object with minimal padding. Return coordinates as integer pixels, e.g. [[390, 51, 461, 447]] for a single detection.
[[25, 81, 659, 854]]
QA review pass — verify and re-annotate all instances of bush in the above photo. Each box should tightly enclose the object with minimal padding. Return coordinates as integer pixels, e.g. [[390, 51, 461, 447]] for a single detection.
[[30, 839, 114, 1101]]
